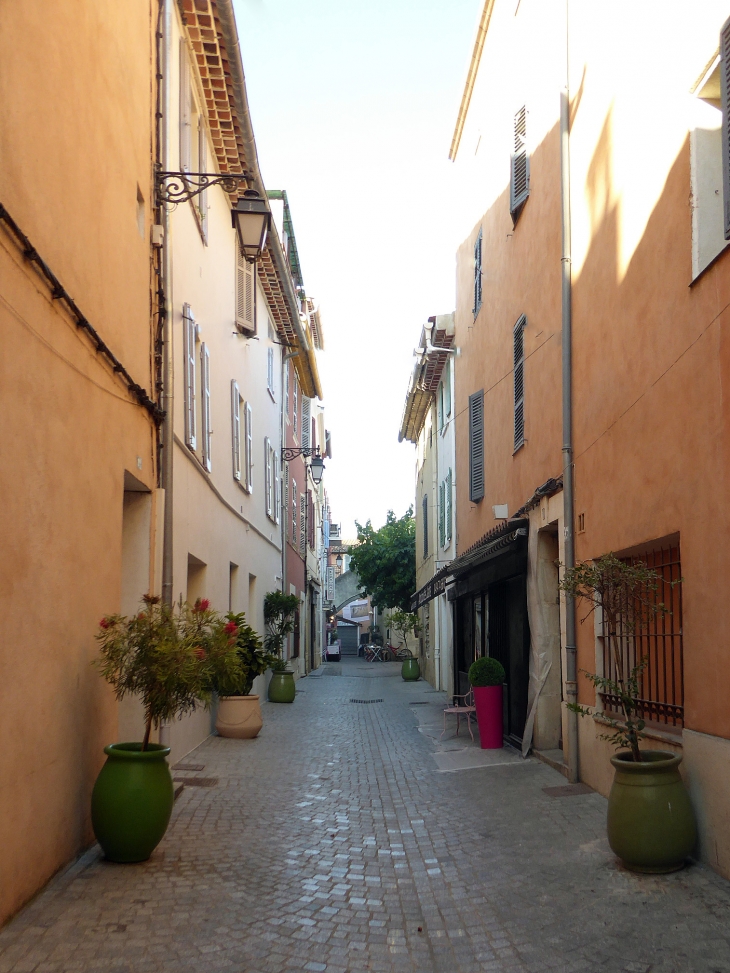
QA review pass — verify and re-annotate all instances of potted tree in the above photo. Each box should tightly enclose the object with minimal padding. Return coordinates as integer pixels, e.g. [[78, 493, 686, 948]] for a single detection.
[[389, 609, 420, 680], [468, 656, 505, 749], [264, 591, 300, 703], [560, 553, 696, 872], [213, 612, 276, 739], [93, 595, 239, 862]]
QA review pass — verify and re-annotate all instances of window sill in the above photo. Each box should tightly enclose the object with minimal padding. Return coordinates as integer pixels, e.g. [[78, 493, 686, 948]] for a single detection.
[[592, 713, 683, 748]]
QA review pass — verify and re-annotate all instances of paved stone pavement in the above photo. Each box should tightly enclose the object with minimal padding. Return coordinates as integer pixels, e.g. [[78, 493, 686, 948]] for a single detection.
[[3, 658, 730, 973]]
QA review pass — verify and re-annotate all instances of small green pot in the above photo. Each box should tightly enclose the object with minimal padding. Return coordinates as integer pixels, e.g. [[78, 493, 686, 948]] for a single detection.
[[268, 670, 296, 703], [401, 658, 420, 681], [91, 743, 173, 863], [607, 750, 696, 873]]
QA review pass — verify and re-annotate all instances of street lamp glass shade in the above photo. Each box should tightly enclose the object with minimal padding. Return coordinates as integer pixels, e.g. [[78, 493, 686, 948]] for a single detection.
[[233, 190, 270, 263], [335, 555, 343, 568], [310, 455, 325, 484]]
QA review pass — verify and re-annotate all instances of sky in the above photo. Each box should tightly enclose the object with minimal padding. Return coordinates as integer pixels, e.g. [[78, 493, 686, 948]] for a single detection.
[[234, 0, 481, 537]]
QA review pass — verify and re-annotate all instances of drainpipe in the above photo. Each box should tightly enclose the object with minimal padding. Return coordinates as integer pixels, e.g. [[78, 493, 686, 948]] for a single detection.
[[159, 0, 174, 610], [560, 12, 579, 783], [431, 408, 441, 690]]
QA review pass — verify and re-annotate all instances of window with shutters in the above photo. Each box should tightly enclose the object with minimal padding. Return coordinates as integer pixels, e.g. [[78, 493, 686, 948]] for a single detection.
[[244, 402, 253, 493], [473, 229, 482, 316], [179, 41, 192, 173], [231, 381, 242, 481], [468, 390, 484, 502], [264, 437, 272, 518], [444, 359, 452, 418], [197, 117, 208, 242], [446, 468, 453, 542], [510, 106, 530, 225], [285, 361, 290, 415], [267, 346, 275, 399], [284, 463, 289, 538], [201, 343, 211, 471], [691, 48, 729, 278], [293, 379, 298, 440], [300, 493, 307, 555], [513, 315, 526, 452], [274, 451, 280, 525], [437, 382, 444, 433], [301, 397, 311, 450], [439, 481, 446, 549], [422, 494, 429, 559], [292, 480, 298, 545], [235, 245, 256, 334], [183, 304, 197, 451]]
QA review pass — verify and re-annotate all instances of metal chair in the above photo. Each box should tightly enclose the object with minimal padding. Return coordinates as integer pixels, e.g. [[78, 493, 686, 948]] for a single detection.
[[441, 689, 476, 742]]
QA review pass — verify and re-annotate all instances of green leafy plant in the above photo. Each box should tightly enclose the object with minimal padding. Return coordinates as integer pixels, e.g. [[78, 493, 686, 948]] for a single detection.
[[559, 553, 678, 762], [468, 656, 505, 687], [95, 596, 240, 750], [263, 591, 300, 660], [388, 609, 418, 652], [213, 612, 276, 696], [269, 657, 289, 674], [348, 509, 416, 612]]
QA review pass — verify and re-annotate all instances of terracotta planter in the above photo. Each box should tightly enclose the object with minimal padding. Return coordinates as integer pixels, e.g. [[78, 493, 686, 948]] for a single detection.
[[215, 695, 263, 739], [607, 750, 696, 873], [268, 670, 296, 703], [472, 685, 503, 749]]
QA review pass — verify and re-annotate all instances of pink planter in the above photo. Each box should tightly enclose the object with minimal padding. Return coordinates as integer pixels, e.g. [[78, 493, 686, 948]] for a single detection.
[[473, 685, 503, 749]]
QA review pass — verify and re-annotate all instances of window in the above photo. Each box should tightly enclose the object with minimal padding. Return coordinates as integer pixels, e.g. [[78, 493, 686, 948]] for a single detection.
[[422, 493, 429, 559], [292, 378, 298, 439], [284, 463, 289, 538], [244, 402, 253, 493], [301, 396, 311, 450], [510, 105, 530, 225], [468, 390, 484, 502], [201, 343, 211, 471], [446, 468, 453, 542], [513, 315, 526, 452], [197, 117, 208, 240], [690, 49, 728, 277], [300, 493, 307, 555], [292, 480, 298, 543], [231, 381, 242, 481], [473, 228, 482, 316], [274, 451, 280, 524], [235, 245, 255, 334], [179, 41, 192, 172], [437, 382, 444, 433], [264, 437, 272, 518], [183, 304, 197, 450], [267, 346, 275, 398], [444, 359, 452, 418], [438, 480, 446, 549]]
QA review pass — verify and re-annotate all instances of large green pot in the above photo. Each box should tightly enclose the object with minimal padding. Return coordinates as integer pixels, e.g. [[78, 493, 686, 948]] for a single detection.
[[607, 750, 696, 873], [401, 658, 420, 681], [91, 743, 173, 863], [268, 670, 296, 703]]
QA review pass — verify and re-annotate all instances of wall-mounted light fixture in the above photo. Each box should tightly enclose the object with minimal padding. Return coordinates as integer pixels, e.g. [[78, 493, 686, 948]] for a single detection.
[[282, 445, 325, 485]]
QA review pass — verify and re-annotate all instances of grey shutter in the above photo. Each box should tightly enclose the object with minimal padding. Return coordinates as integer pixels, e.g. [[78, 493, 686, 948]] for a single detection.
[[301, 397, 311, 450], [422, 494, 429, 558], [510, 106, 530, 224], [468, 390, 484, 502], [513, 315, 526, 451], [183, 304, 197, 450], [300, 493, 307, 555], [446, 467, 453, 542], [722, 18, 730, 239], [439, 481, 445, 548], [179, 41, 192, 171], [473, 229, 482, 315]]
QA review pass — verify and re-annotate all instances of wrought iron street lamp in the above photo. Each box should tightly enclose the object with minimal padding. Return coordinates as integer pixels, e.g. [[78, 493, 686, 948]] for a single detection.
[[281, 445, 325, 485]]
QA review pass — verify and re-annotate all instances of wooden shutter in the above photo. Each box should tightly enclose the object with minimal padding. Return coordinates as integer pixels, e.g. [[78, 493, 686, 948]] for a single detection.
[[473, 229, 482, 315], [422, 494, 429, 558], [301, 397, 311, 450], [235, 245, 256, 334], [444, 360, 452, 417], [292, 480, 298, 542], [197, 118, 208, 239], [293, 380, 298, 439], [722, 17, 730, 239], [264, 437, 272, 517], [439, 481, 445, 548], [513, 315, 526, 451], [510, 106, 530, 223], [231, 381, 241, 480], [308, 494, 314, 549], [179, 41, 192, 171], [274, 451, 280, 524], [284, 463, 289, 538], [469, 390, 484, 502], [300, 493, 307, 555], [245, 402, 253, 492], [183, 304, 196, 450], [446, 468, 453, 542], [201, 343, 211, 471], [437, 383, 444, 432], [267, 346, 274, 394]]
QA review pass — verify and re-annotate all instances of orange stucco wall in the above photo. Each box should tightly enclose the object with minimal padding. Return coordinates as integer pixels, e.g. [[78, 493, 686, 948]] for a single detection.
[[0, 1, 157, 924]]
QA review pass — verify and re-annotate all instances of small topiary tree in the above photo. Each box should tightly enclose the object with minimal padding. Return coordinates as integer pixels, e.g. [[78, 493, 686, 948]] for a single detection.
[[468, 656, 505, 687], [388, 608, 418, 653]]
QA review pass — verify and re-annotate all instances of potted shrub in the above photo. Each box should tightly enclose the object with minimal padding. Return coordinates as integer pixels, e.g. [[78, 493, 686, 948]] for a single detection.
[[390, 609, 420, 680], [264, 591, 299, 703], [213, 612, 276, 739], [468, 656, 505, 749], [93, 596, 238, 862], [560, 553, 696, 872]]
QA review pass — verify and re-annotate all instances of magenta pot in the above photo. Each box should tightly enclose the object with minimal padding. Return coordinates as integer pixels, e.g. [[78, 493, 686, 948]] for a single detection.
[[473, 685, 503, 749]]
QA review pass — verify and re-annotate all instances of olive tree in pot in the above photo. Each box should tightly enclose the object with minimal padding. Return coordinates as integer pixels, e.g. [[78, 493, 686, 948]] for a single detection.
[[468, 656, 505, 749], [93, 596, 240, 862], [213, 612, 277, 739], [560, 553, 696, 872], [264, 591, 300, 702]]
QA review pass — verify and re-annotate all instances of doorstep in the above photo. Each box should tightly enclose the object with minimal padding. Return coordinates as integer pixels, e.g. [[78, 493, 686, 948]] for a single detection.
[[533, 747, 569, 778]]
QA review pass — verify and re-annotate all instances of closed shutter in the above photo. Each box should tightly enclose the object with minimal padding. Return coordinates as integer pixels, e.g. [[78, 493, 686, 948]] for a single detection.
[[179, 41, 192, 171], [201, 343, 211, 471], [235, 245, 256, 334], [183, 304, 196, 450], [513, 315, 526, 451], [284, 463, 289, 538], [437, 383, 444, 432], [231, 380, 241, 480], [722, 17, 730, 239], [444, 360, 452, 417], [439, 481, 445, 549], [267, 346, 274, 395], [292, 480, 298, 543], [301, 397, 311, 450], [264, 437, 272, 517], [510, 106, 530, 224], [446, 468, 453, 542], [308, 494, 314, 549], [293, 380, 298, 439], [473, 229, 482, 315], [300, 493, 307, 555], [245, 402, 253, 492], [274, 451, 280, 524], [469, 390, 484, 502], [197, 118, 208, 239], [422, 493, 429, 558]]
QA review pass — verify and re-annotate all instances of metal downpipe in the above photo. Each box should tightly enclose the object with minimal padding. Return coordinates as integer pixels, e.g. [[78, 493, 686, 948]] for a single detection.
[[160, 0, 174, 608]]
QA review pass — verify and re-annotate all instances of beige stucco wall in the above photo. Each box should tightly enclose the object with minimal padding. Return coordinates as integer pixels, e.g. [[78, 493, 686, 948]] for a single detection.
[[0, 0, 157, 924]]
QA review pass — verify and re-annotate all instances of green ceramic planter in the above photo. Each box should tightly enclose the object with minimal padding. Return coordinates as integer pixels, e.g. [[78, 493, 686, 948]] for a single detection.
[[401, 658, 420, 681], [91, 743, 173, 863], [607, 750, 696, 873], [268, 670, 296, 703]]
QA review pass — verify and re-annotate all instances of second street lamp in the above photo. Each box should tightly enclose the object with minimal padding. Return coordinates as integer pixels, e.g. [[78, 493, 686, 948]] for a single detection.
[[281, 445, 325, 484], [233, 190, 270, 263]]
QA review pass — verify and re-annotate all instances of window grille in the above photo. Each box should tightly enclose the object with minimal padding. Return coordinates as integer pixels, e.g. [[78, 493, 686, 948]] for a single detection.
[[513, 315, 526, 451], [600, 544, 684, 728]]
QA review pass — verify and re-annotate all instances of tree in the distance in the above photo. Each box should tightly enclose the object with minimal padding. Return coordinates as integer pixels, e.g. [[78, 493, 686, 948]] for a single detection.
[[348, 508, 416, 613]]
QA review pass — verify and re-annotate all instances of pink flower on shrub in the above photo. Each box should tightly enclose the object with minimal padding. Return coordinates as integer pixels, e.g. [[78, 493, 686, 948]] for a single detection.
[[224, 622, 238, 637], [99, 618, 111, 630], [194, 647, 206, 660], [193, 598, 210, 613]]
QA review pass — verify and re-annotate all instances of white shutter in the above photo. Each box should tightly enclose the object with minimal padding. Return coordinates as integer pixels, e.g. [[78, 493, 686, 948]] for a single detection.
[[245, 402, 253, 493], [301, 396, 312, 451], [292, 480, 297, 542], [292, 380, 298, 439], [179, 41, 192, 172], [284, 463, 289, 538], [264, 437, 272, 517], [201, 343, 211, 471], [231, 381, 241, 480], [235, 246, 256, 334], [446, 467, 453, 542], [267, 347, 274, 395], [274, 450, 280, 524], [198, 118, 208, 240], [300, 493, 307, 555], [183, 304, 196, 450]]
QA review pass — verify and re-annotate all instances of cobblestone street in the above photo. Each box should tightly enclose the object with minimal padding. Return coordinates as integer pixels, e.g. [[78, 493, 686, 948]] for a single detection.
[[2, 659, 730, 973]]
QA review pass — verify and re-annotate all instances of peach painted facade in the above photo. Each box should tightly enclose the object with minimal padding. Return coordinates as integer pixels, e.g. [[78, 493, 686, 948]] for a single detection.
[[451, 0, 730, 876]]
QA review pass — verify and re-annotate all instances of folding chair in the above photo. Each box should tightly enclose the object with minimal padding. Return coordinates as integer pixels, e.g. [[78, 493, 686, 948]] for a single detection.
[[441, 689, 476, 742]]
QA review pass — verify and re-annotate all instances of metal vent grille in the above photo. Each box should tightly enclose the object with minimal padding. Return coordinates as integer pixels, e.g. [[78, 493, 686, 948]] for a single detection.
[[349, 698, 383, 704]]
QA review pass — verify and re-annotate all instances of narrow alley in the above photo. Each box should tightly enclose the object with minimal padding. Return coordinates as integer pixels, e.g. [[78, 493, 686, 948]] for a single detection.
[[2, 659, 729, 973]]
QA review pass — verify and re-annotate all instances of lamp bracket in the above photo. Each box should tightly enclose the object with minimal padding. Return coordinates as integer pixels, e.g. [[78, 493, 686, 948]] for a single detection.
[[282, 446, 323, 462], [155, 170, 253, 206]]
